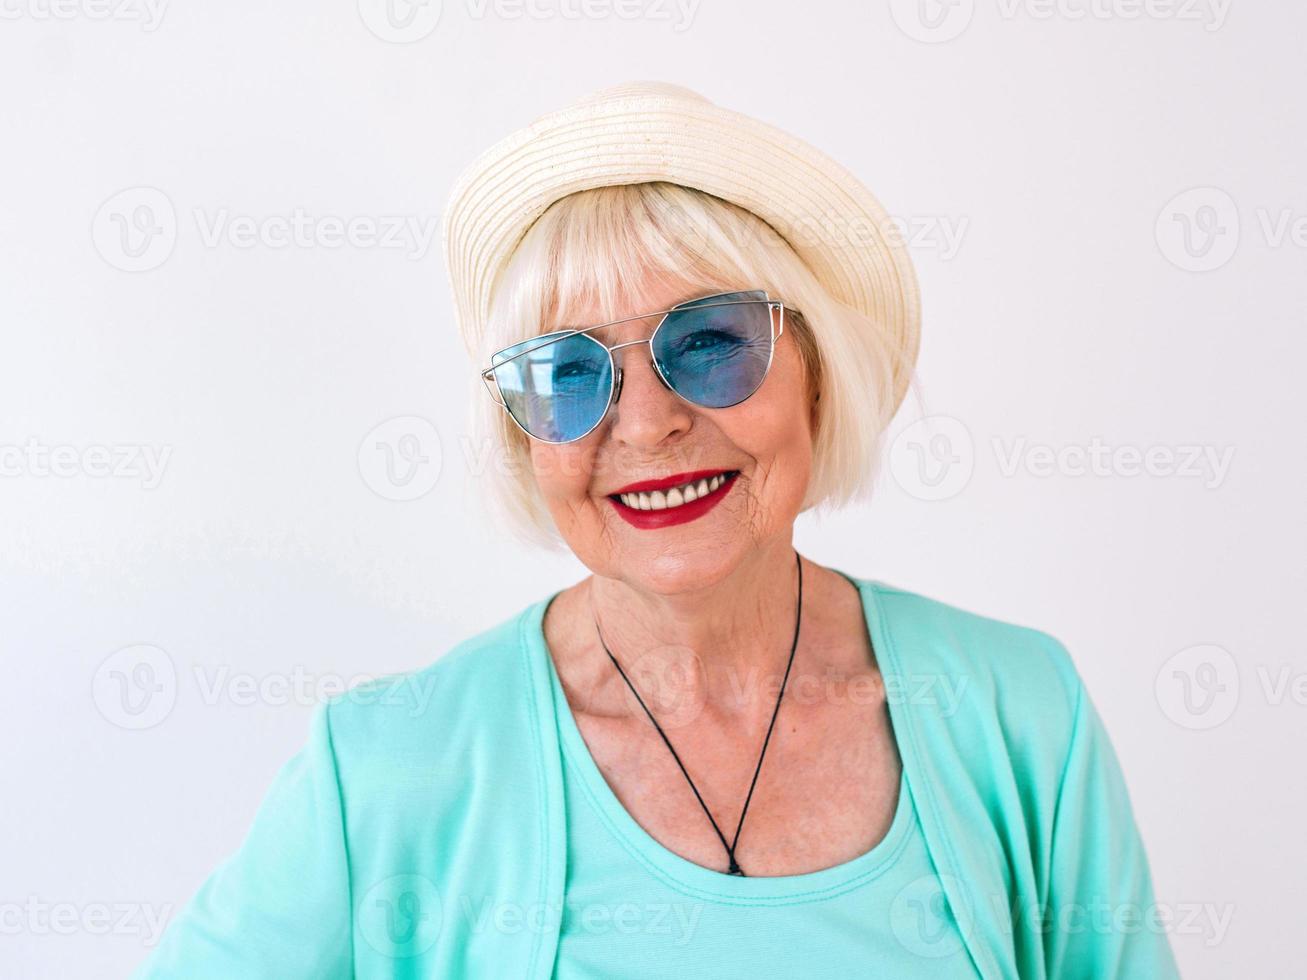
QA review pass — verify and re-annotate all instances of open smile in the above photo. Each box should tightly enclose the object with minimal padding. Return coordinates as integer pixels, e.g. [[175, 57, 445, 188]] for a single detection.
[[606, 469, 741, 529]]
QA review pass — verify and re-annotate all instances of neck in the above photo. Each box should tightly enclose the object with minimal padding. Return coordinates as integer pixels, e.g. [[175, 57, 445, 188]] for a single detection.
[[585, 540, 804, 719]]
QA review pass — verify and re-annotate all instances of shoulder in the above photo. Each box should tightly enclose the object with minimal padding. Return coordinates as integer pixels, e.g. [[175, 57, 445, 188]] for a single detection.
[[859, 578, 1086, 770], [315, 595, 547, 773], [867, 581, 1080, 700]]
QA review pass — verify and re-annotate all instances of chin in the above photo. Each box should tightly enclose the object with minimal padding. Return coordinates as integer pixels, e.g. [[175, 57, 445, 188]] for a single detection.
[[613, 547, 743, 596]]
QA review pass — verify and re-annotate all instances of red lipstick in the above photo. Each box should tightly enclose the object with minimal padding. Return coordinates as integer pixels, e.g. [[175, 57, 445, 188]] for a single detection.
[[607, 470, 740, 530], [610, 469, 732, 495]]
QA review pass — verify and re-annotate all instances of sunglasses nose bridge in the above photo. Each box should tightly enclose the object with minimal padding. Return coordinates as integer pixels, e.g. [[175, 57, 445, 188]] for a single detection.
[[607, 338, 671, 407]]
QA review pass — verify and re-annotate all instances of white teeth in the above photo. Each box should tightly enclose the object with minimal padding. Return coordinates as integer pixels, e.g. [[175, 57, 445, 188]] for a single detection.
[[617, 472, 734, 511]]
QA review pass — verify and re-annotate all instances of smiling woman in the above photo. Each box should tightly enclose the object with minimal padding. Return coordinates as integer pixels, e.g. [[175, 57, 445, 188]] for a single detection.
[[135, 81, 1180, 979]]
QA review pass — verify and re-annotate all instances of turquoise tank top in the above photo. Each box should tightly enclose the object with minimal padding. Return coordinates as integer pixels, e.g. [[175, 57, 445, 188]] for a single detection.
[[545, 656, 979, 978]]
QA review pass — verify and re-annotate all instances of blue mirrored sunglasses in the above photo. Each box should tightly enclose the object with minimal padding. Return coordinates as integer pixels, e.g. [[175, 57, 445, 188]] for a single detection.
[[479, 289, 795, 444]]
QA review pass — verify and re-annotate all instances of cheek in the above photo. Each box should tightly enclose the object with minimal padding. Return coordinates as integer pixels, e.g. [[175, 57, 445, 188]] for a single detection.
[[529, 444, 594, 502], [717, 346, 814, 463]]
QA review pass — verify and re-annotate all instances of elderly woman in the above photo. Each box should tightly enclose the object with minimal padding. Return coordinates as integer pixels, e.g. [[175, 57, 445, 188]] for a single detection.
[[137, 83, 1178, 979]]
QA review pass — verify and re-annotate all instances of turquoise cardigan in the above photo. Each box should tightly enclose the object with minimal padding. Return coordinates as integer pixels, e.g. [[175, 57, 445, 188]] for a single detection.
[[134, 574, 1179, 978]]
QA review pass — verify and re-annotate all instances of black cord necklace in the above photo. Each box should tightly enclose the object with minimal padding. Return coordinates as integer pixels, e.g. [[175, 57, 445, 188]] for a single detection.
[[591, 549, 804, 877]]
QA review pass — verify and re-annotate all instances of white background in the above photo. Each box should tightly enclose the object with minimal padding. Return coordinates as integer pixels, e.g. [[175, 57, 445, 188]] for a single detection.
[[2, 2, 1302, 977]]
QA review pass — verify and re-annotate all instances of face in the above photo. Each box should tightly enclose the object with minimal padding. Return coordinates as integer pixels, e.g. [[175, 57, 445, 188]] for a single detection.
[[527, 277, 816, 594]]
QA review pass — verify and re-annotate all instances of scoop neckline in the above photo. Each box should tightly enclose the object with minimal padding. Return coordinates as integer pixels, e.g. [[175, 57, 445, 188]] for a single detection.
[[534, 566, 915, 904]]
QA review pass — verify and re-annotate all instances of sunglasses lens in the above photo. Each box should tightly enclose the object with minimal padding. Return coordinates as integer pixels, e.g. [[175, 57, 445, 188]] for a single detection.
[[652, 291, 775, 408], [491, 332, 612, 443]]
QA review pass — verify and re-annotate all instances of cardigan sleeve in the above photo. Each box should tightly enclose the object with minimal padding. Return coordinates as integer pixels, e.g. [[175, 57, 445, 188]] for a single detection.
[[1042, 677, 1180, 979], [132, 700, 353, 979]]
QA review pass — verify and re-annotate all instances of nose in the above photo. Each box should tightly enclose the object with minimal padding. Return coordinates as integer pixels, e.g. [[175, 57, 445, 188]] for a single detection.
[[607, 343, 691, 446], [611, 343, 673, 403]]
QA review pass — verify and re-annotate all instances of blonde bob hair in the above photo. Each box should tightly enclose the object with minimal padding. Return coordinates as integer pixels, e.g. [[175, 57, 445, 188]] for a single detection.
[[469, 181, 909, 551]]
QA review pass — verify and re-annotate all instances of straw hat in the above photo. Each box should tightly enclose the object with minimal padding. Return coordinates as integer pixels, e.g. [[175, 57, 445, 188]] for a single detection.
[[441, 80, 921, 416]]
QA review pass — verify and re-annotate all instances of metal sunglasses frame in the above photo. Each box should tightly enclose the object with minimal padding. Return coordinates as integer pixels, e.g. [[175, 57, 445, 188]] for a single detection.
[[479, 289, 795, 445]]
